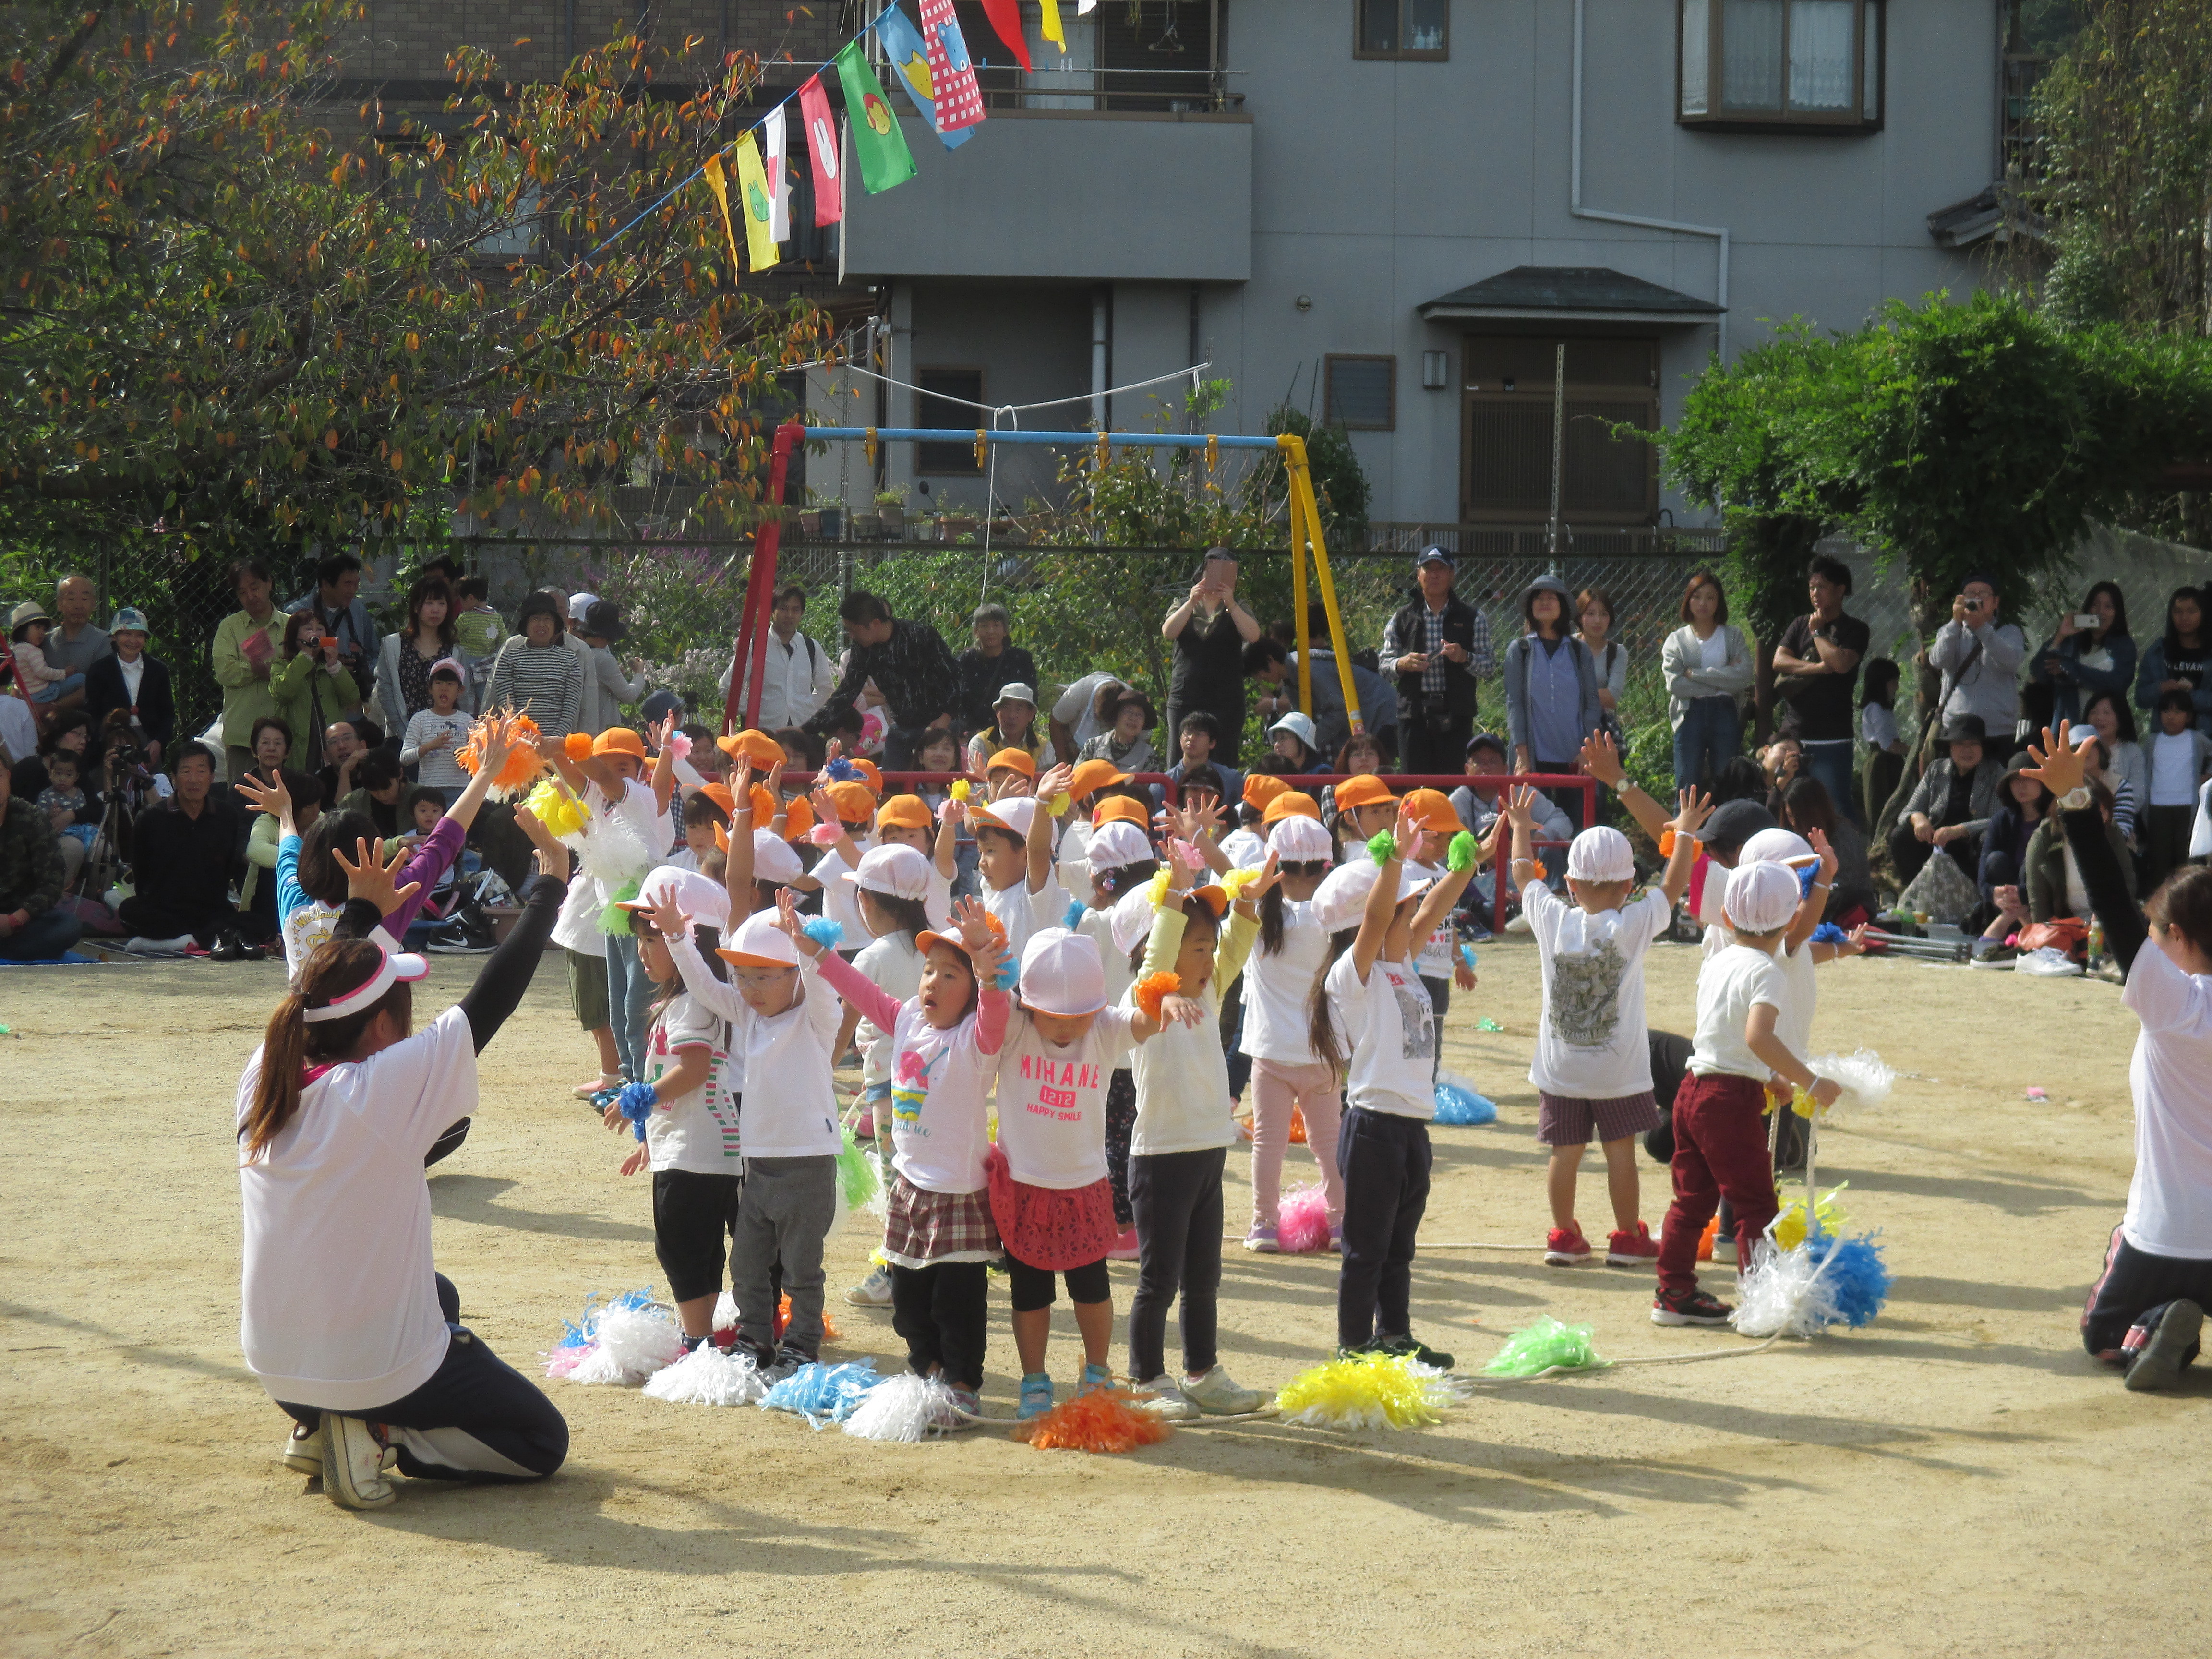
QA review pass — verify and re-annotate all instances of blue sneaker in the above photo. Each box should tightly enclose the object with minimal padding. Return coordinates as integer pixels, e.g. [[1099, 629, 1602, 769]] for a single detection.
[[1080, 1361, 1113, 1393], [1018, 1373, 1055, 1420]]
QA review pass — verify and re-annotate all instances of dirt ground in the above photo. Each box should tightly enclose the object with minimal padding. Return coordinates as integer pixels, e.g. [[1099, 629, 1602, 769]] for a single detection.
[[1, 937, 2204, 1659]]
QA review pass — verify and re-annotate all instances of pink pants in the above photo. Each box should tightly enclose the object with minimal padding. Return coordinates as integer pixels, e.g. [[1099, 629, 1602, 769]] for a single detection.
[[1249, 1057, 1345, 1229]]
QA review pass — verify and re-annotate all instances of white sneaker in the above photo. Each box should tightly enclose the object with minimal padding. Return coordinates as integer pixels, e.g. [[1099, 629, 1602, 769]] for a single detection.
[[1135, 1375, 1199, 1421], [1711, 1235, 1738, 1266], [322, 1416, 397, 1510], [844, 1264, 894, 1307], [282, 1420, 324, 1475], [125, 934, 193, 955], [1179, 1365, 1263, 1415], [1504, 912, 1532, 936]]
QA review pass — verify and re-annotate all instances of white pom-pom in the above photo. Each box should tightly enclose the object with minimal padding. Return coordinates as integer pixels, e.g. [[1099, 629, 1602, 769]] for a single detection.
[[712, 1290, 739, 1332], [841, 1372, 959, 1442], [564, 1302, 683, 1384], [1731, 1241, 1821, 1339], [576, 810, 652, 886], [863, 1150, 891, 1220], [1808, 1047, 1894, 1114], [642, 1343, 766, 1406]]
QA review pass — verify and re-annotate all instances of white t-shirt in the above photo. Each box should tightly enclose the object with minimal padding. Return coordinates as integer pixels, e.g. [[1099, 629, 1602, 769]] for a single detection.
[[1052, 671, 1122, 749], [667, 935, 841, 1159], [1700, 629, 1728, 670], [1073, 896, 1145, 1017], [1129, 911, 1256, 1154], [853, 931, 924, 1088], [237, 1006, 474, 1411], [1055, 815, 1094, 898], [994, 1006, 1139, 1188], [596, 776, 668, 895], [1689, 943, 1787, 1080], [2121, 946, 2212, 1258], [1324, 952, 1436, 1120], [982, 873, 1068, 971], [889, 999, 1000, 1194], [642, 992, 739, 1174], [1861, 703, 1899, 749], [659, 846, 703, 876], [1525, 881, 1671, 1099], [1772, 937, 1818, 1059], [2150, 731, 2199, 806], [1240, 897, 1329, 1066], [550, 864, 607, 957], [1407, 859, 1456, 978], [282, 900, 343, 977]]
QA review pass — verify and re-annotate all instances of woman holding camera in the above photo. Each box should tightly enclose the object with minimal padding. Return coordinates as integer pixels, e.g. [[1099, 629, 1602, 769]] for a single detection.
[[2028, 582, 2135, 732]]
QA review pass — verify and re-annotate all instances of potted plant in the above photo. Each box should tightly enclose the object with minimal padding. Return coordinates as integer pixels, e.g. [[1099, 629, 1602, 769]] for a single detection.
[[816, 503, 842, 540], [798, 508, 821, 537], [875, 486, 907, 539], [940, 512, 977, 537], [853, 509, 881, 540]]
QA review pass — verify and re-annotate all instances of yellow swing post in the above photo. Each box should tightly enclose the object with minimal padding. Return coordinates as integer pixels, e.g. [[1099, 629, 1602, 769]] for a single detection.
[[1277, 434, 1365, 737]]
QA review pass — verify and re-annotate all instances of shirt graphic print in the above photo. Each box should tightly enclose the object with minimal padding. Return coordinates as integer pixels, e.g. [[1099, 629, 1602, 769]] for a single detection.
[[1388, 966, 1435, 1062], [1549, 938, 1628, 1048]]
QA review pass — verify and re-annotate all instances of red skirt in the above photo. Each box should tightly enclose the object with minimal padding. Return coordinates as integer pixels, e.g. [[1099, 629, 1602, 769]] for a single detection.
[[985, 1145, 1118, 1271]]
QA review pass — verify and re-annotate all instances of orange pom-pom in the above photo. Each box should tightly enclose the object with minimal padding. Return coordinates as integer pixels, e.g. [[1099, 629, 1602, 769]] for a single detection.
[[1659, 830, 1677, 858], [1012, 1386, 1170, 1453], [564, 732, 594, 763], [1530, 860, 1547, 880], [1698, 1215, 1718, 1262], [455, 712, 545, 796], [1133, 970, 1181, 1023], [1289, 1105, 1308, 1146], [771, 1292, 841, 1346]]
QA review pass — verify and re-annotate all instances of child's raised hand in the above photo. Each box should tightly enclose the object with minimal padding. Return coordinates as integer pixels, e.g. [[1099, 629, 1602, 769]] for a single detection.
[[1245, 849, 1281, 900], [2021, 723, 2093, 798], [1390, 799, 1421, 855], [1163, 842, 1195, 894], [1158, 993, 1206, 1029], [964, 930, 1006, 990], [773, 886, 820, 956], [1810, 825, 1838, 881], [761, 755, 785, 799], [334, 836, 421, 914], [652, 710, 678, 753], [1842, 922, 1871, 956], [729, 755, 755, 801], [1179, 793, 1225, 838], [649, 893, 686, 942], [1035, 761, 1073, 803], [950, 894, 996, 952], [1669, 786, 1712, 834], [1577, 729, 1626, 787], [234, 769, 291, 823], [477, 711, 517, 777], [1502, 784, 1539, 831]]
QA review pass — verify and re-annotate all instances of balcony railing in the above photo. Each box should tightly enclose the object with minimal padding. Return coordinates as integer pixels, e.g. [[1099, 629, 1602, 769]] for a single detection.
[[966, 65, 1246, 114]]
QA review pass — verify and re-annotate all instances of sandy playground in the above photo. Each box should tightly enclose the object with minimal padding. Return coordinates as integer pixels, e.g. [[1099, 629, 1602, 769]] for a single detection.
[[1, 937, 2206, 1659]]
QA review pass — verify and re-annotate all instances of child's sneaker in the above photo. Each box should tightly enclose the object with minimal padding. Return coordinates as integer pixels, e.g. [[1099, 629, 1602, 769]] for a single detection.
[[1180, 1365, 1264, 1414], [1651, 1286, 1734, 1326], [1134, 1375, 1199, 1420], [572, 1071, 619, 1099], [844, 1263, 894, 1307], [2124, 1298, 2203, 1393], [1327, 1225, 1343, 1254], [1106, 1227, 1141, 1262], [281, 1419, 325, 1475], [942, 1384, 981, 1430], [1243, 1225, 1281, 1253], [1711, 1235, 1739, 1266], [1544, 1225, 1593, 1266], [1080, 1361, 1113, 1393], [1018, 1373, 1055, 1420], [1379, 1334, 1456, 1370], [1605, 1221, 1661, 1265]]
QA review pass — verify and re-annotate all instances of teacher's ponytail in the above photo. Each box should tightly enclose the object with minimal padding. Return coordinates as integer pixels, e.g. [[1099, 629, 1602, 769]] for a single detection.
[[240, 940, 409, 1161]]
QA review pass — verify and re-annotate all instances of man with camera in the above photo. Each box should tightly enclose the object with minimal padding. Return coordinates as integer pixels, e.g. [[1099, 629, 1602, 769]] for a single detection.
[[284, 552, 379, 708], [1928, 572, 2026, 761]]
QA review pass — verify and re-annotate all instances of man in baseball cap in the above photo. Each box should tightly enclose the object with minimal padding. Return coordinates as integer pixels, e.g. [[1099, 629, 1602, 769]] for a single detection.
[[1383, 546, 1492, 777]]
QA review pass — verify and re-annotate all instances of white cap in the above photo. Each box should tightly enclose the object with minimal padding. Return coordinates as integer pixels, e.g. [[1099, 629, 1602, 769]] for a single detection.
[[751, 829, 804, 886], [844, 842, 932, 901], [1085, 819, 1154, 877], [1723, 860, 1802, 933], [1018, 927, 1108, 1017], [1310, 859, 1423, 933], [567, 591, 599, 621], [721, 909, 799, 966], [1565, 825, 1635, 883], [979, 796, 1042, 840], [996, 682, 1037, 707], [1268, 710, 1320, 751], [1107, 884, 1156, 955], [1266, 814, 1334, 865], [301, 937, 429, 1022], [1738, 827, 1818, 866], [631, 865, 731, 931]]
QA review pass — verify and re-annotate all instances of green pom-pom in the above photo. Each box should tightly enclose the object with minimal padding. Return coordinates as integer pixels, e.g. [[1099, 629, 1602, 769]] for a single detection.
[[596, 878, 642, 935], [1366, 830, 1398, 864], [1482, 1317, 1608, 1378], [837, 1124, 882, 1212], [1446, 830, 1477, 873]]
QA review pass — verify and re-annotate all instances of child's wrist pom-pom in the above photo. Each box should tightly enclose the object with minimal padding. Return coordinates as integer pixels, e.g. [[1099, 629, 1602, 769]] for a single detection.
[[808, 820, 844, 846], [663, 730, 691, 762], [616, 1081, 658, 1140], [1133, 971, 1182, 1022], [800, 916, 845, 952], [564, 732, 595, 762], [1048, 792, 1072, 816], [824, 756, 859, 782], [1366, 830, 1398, 865], [1220, 867, 1261, 901], [949, 779, 971, 802], [1063, 898, 1088, 929], [1143, 867, 1173, 910], [1659, 829, 1677, 857], [1445, 831, 1477, 872]]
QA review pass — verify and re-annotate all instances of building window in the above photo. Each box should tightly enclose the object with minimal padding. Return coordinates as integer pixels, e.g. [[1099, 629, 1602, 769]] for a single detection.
[[1324, 356, 1396, 431], [1679, 0, 1882, 131], [917, 369, 985, 474], [1356, 0, 1448, 60], [1459, 337, 1659, 526]]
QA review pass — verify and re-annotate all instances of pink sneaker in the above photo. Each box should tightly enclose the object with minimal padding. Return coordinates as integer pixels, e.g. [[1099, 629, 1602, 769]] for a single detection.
[[1606, 1221, 1661, 1266], [1544, 1225, 1593, 1266], [1106, 1227, 1140, 1262]]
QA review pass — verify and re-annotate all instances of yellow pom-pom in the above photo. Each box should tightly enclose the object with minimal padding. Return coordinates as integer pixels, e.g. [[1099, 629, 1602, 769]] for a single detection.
[[1047, 792, 1072, 817], [1143, 867, 1172, 910], [521, 778, 591, 840], [1771, 1183, 1850, 1253], [1219, 867, 1262, 901], [950, 779, 972, 802], [1274, 1352, 1453, 1430]]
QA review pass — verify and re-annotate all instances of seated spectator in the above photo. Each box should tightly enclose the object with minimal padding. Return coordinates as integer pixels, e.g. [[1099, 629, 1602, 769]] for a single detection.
[[1711, 754, 1771, 805], [1335, 733, 1386, 779], [0, 760, 83, 960], [1887, 714, 2004, 885], [2080, 690, 2147, 841], [243, 769, 323, 938], [8, 601, 86, 712], [2028, 580, 2135, 731], [1077, 683, 1161, 773], [2140, 688, 2212, 891], [2076, 732, 2139, 850], [116, 742, 247, 954], [316, 717, 366, 809], [1757, 735, 1803, 810], [1264, 710, 1329, 774], [1452, 731, 1570, 845], [1974, 755, 2050, 918], [2026, 780, 2134, 924], [271, 611, 361, 769], [9, 709, 98, 806], [1151, 711, 1244, 811], [83, 608, 174, 762], [1778, 775, 1874, 922], [336, 749, 406, 840], [965, 682, 1047, 776], [35, 746, 100, 898], [243, 716, 292, 790]]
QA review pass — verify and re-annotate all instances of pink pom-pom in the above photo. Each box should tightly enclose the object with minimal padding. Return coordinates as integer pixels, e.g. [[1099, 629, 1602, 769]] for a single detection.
[[1279, 1183, 1334, 1254], [1170, 837, 1205, 872], [664, 730, 692, 762], [808, 820, 844, 846]]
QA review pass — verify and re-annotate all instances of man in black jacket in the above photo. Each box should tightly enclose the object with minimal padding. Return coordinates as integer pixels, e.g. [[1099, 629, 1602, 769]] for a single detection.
[[83, 607, 176, 761], [116, 742, 248, 952], [1381, 549, 1494, 777], [806, 590, 959, 768]]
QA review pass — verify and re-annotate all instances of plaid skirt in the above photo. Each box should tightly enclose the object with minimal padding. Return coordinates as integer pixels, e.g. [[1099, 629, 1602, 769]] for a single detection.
[[882, 1171, 999, 1269]]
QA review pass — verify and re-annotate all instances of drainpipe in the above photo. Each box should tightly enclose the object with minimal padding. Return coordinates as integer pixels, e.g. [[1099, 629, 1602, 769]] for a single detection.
[[1571, 0, 1729, 360], [1091, 288, 1110, 430]]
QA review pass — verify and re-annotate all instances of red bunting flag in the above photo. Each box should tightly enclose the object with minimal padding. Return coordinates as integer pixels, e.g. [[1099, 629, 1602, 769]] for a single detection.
[[797, 75, 843, 227], [918, 0, 987, 133], [977, 0, 1032, 71]]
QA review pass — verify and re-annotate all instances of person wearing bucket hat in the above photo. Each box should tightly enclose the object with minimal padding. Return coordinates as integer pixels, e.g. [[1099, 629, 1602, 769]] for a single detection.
[[1503, 575, 1604, 836], [1887, 711, 2007, 887], [1076, 682, 1163, 775], [1382, 548, 1493, 776], [964, 680, 1046, 776], [8, 601, 86, 709], [84, 606, 176, 756], [1266, 709, 1328, 774], [1652, 859, 1841, 1328]]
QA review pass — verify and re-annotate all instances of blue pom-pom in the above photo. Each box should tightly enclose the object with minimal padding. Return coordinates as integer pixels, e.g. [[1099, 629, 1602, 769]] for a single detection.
[[800, 915, 845, 951], [555, 1286, 656, 1348], [616, 1081, 658, 1142], [1796, 862, 1819, 896], [994, 958, 1018, 993], [1805, 1227, 1891, 1328], [760, 1359, 883, 1427], [1810, 921, 1847, 944], [1063, 898, 1087, 929], [1458, 942, 1479, 971], [824, 756, 859, 782], [1434, 1077, 1497, 1126]]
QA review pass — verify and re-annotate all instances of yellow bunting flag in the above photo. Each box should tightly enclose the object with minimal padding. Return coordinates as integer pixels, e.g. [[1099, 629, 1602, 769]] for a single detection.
[[701, 152, 742, 276], [734, 132, 778, 272], [1040, 0, 1066, 49]]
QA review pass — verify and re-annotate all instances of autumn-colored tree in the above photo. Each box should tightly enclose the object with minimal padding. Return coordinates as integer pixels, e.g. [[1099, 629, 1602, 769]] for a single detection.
[[0, 0, 828, 556]]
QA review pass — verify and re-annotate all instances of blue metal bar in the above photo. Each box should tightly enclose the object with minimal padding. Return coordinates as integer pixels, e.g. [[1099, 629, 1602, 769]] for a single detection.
[[798, 427, 1283, 450]]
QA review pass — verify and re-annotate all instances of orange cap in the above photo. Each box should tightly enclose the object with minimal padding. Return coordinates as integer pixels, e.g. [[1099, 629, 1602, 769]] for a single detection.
[[985, 747, 1036, 778], [917, 911, 1006, 961], [1403, 787, 1461, 834], [876, 794, 934, 832], [593, 727, 649, 762], [697, 783, 736, 821], [717, 729, 785, 769], [1333, 774, 1396, 812], [1242, 773, 1290, 811], [1092, 795, 1151, 830], [850, 757, 883, 795], [1261, 790, 1322, 825], [1068, 758, 1130, 800], [823, 780, 877, 823]]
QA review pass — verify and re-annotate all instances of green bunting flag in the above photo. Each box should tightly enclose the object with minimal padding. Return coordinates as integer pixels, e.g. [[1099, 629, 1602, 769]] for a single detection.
[[833, 40, 917, 194]]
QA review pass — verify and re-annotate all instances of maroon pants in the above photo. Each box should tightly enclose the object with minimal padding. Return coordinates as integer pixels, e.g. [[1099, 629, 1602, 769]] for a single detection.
[[1656, 1071, 1778, 1297]]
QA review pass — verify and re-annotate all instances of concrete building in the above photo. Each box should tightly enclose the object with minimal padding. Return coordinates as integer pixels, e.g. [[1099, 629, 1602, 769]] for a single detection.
[[830, 0, 2015, 535]]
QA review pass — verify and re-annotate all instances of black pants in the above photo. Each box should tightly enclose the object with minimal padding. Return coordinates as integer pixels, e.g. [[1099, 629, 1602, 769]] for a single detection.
[[1006, 1252, 1112, 1313], [1222, 981, 1253, 1104], [1127, 1147, 1226, 1382], [1885, 823, 1978, 889], [277, 1274, 568, 1481], [890, 1260, 989, 1389], [425, 1119, 470, 1168], [653, 1169, 741, 1305], [1336, 1106, 1431, 1349], [2139, 804, 2197, 895], [2081, 1223, 2212, 1370], [1404, 716, 1472, 780], [115, 893, 231, 947], [1104, 1068, 1138, 1227]]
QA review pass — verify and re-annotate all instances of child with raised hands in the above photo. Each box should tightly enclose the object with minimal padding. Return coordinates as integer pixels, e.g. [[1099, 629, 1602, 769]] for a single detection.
[[1508, 782, 1708, 1269], [956, 760, 1075, 970], [604, 868, 737, 1353], [806, 896, 1012, 1421], [990, 926, 1184, 1419], [1652, 860, 1842, 1328], [794, 775, 879, 948], [655, 884, 844, 1379], [1067, 812, 1163, 1258], [1310, 799, 1479, 1368], [1125, 844, 1277, 1419]]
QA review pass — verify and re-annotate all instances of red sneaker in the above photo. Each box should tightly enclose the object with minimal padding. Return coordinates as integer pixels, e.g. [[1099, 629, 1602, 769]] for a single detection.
[[1543, 1225, 1592, 1266], [1106, 1227, 1141, 1262], [1606, 1221, 1661, 1265]]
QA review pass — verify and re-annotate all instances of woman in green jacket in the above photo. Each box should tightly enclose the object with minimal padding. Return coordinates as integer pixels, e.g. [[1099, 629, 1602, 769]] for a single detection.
[[270, 612, 361, 772], [212, 558, 288, 781]]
